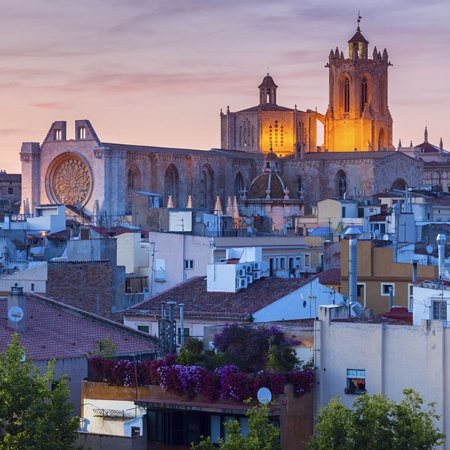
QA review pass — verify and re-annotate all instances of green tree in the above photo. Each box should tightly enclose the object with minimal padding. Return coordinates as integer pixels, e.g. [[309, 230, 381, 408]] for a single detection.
[[87, 337, 117, 359], [308, 389, 445, 450], [0, 334, 81, 450], [193, 403, 281, 450]]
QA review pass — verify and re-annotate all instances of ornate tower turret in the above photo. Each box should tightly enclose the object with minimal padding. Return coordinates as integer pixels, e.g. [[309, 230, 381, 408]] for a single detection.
[[324, 16, 393, 152], [259, 73, 278, 105]]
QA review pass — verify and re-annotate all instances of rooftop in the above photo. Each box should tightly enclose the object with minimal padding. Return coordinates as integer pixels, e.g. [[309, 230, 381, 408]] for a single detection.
[[125, 276, 312, 320], [0, 293, 157, 360]]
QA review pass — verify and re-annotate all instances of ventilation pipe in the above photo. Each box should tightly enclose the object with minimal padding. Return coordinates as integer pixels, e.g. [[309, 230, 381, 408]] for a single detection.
[[345, 227, 361, 313], [168, 301, 177, 354], [437, 234, 446, 279], [7, 286, 26, 332], [179, 303, 185, 348], [412, 259, 418, 283]]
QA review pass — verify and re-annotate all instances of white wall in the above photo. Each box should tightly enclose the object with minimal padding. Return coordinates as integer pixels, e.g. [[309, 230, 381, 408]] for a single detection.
[[316, 305, 448, 447], [253, 278, 344, 322]]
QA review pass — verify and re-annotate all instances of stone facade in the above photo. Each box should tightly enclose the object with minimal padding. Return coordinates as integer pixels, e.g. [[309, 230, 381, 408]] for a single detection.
[[20, 24, 428, 221]]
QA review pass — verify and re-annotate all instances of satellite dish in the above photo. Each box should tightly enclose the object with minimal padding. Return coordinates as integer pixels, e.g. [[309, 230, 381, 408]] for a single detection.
[[383, 234, 389, 241], [257, 387, 272, 405], [8, 305, 24, 322], [260, 261, 270, 272], [426, 245, 437, 254], [195, 216, 201, 223]]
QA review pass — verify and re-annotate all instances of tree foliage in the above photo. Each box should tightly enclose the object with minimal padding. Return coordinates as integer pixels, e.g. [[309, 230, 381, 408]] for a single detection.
[[212, 324, 300, 372], [193, 403, 281, 450], [0, 334, 81, 450], [308, 389, 445, 450]]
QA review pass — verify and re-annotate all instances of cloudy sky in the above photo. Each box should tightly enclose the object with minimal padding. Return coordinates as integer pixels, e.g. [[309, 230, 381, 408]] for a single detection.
[[0, 0, 449, 172]]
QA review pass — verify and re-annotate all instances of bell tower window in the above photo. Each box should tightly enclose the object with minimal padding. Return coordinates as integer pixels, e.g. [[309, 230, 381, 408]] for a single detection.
[[361, 77, 368, 113], [344, 78, 350, 113]]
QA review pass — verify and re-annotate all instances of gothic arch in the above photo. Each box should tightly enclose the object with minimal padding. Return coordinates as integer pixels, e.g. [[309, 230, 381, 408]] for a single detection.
[[378, 128, 387, 151], [126, 165, 140, 214], [340, 74, 351, 113], [234, 172, 245, 199], [391, 178, 407, 191], [200, 164, 215, 210], [164, 164, 179, 207], [360, 73, 372, 114], [336, 170, 347, 198]]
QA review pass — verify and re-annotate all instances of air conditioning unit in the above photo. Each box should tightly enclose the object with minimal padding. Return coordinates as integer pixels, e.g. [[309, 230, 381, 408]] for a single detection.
[[238, 278, 248, 289], [246, 274, 253, 284], [245, 263, 253, 274], [253, 261, 261, 271], [237, 268, 246, 278], [253, 272, 261, 280]]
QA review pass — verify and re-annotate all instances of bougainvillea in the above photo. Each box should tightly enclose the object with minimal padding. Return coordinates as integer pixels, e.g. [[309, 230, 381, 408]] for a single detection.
[[87, 356, 314, 403], [212, 324, 301, 372]]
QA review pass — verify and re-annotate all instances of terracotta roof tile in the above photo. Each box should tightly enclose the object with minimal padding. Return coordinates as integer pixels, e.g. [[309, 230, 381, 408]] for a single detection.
[[126, 276, 311, 320], [0, 294, 157, 360]]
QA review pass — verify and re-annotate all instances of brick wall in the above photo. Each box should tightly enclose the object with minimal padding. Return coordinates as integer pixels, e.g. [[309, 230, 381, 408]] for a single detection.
[[47, 260, 122, 322]]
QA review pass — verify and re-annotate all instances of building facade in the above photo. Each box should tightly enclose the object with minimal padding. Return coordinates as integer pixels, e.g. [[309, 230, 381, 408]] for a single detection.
[[20, 23, 424, 223]]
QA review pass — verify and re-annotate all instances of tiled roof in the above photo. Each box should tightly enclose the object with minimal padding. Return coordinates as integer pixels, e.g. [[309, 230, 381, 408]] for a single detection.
[[125, 276, 311, 320], [316, 268, 341, 285], [0, 294, 157, 360]]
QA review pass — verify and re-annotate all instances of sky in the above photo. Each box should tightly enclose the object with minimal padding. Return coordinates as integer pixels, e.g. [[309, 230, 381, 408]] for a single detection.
[[0, 0, 449, 173]]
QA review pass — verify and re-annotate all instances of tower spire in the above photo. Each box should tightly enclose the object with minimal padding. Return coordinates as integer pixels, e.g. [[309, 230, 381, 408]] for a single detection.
[[357, 11, 362, 31]]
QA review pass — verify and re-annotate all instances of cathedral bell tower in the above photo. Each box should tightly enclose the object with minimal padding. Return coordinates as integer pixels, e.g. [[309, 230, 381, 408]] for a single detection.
[[324, 17, 393, 152]]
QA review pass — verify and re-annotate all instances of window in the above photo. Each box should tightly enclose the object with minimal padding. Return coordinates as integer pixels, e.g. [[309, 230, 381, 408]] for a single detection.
[[31, 283, 35, 292], [54, 129, 62, 140], [305, 254, 310, 268], [344, 77, 350, 113], [346, 369, 366, 394], [138, 325, 150, 334], [361, 77, 368, 112], [7, 187, 13, 195], [78, 126, 86, 139], [178, 327, 190, 344], [381, 283, 395, 296], [408, 284, 414, 311], [184, 259, 194, 270], [432, 300, 447, 321]]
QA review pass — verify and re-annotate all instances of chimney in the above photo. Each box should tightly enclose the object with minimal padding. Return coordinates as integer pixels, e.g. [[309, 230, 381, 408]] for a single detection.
[[345, 227, 361, 313], [7, 286, 26, 332], [437, 234, 446, 279]]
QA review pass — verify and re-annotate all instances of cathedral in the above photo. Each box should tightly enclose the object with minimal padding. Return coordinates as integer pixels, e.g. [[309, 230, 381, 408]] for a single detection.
[[20, 21, 429, 228]]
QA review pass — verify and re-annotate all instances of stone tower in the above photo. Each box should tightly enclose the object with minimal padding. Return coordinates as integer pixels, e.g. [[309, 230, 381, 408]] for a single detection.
[[220, 74, 318, 156], [324, 18, 393, 152]]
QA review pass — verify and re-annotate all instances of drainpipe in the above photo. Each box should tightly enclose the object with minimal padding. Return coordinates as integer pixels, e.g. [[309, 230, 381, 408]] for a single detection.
[[412, 259, 418, 283]]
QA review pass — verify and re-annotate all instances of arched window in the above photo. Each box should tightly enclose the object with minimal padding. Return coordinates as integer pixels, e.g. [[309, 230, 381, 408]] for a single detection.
[[344, 77, 350, 113], [234, 172, 245, 199], [337, 170, 347, 198], [378, 129, 386, 151], [126, 166, 140, 214], [391, 179, 406, 191], [164, 164, 179, 207], [200, 164, 215, 210], [361, 77, 368, 113]]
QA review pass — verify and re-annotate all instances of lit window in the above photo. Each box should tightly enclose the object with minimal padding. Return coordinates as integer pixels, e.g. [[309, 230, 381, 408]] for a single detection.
[[346, 369, 366, 394], [184, 259, 194, 270], [78, 126, 86, 139], [432, 300, 447, 321], [55, 129, 62, 140]]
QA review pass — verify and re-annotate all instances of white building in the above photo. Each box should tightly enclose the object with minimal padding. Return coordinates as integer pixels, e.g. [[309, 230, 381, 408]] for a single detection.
[[316, 304, 449, 448]]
